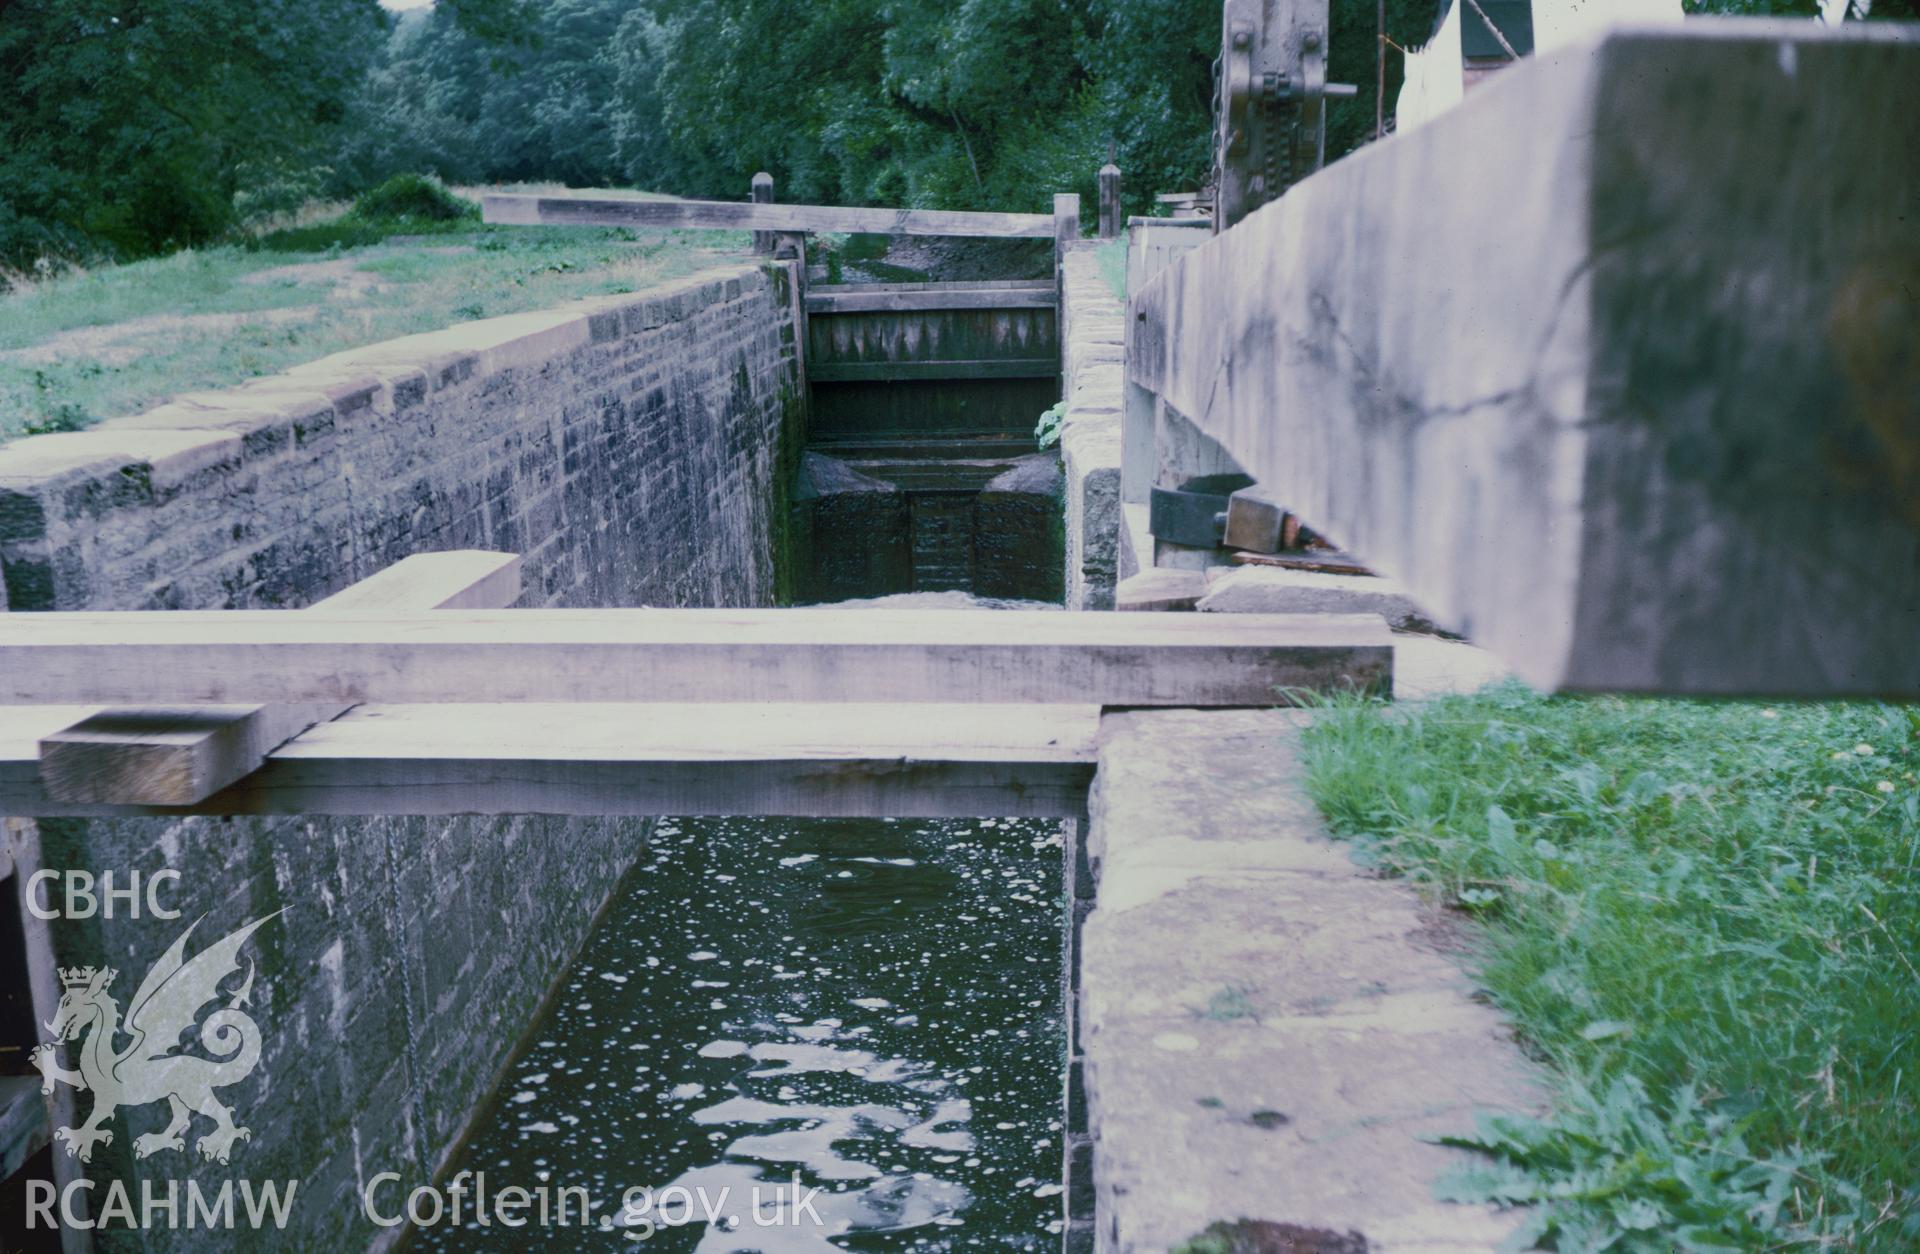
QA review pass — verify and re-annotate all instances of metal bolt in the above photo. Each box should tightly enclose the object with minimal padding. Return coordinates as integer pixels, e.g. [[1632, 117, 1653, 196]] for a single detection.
[[1302, 30, 1321, 49]]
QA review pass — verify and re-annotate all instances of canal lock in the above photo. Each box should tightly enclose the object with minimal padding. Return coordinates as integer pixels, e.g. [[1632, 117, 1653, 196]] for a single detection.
[[425, 260, 1077, 1250]]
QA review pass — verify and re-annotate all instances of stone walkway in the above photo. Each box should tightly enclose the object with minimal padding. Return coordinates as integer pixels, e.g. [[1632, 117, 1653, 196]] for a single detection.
[[1078, 696, 1541, 1251]]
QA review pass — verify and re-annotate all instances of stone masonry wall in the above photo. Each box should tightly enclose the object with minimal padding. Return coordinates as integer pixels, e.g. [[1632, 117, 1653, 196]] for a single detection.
[[1057, 244, 1125, 611], [0, 261, 803, 1250]]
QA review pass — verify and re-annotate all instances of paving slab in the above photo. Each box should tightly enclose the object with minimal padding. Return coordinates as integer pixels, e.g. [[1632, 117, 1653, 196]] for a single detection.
[[1082, 708, 1543, 1251]]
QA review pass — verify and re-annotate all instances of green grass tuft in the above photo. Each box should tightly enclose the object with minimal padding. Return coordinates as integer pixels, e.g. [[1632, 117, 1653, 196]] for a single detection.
[[1034, 400, 1067, 450], [1301, 685, 1920, 1249]]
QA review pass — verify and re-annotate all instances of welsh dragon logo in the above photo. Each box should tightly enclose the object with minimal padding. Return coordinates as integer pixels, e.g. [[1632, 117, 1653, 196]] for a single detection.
[[30, 912, 281, 1165]]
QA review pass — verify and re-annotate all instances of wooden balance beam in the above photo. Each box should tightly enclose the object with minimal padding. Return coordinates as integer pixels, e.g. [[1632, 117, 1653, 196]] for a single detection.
[[1128, 23, 1919, 698], [34, 551, 523, 807], [0, 609, 1391, 707], [483, 193, 1057, 239], [0, 702, 1100, 819]]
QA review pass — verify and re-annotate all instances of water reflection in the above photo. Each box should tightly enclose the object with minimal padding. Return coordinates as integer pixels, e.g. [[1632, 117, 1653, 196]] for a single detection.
[[422, 817, 1065, 1250]]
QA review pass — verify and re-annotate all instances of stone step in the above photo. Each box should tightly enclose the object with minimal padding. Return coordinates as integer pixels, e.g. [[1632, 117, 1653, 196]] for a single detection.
[[1198, 565, 1436, 632], [1114, 567, 1207, 612]]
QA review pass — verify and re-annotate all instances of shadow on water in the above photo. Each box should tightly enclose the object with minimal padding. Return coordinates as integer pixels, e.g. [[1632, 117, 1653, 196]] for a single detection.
[[421, 816, 1065, 1250]]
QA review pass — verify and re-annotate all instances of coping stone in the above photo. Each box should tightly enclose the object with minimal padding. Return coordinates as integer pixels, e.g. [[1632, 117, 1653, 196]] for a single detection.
[[1082, 708, 1543, 1250]]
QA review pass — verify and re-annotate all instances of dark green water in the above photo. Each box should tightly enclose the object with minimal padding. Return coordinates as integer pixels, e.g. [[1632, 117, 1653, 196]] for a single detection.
[[421, 816, 1065, 1250]]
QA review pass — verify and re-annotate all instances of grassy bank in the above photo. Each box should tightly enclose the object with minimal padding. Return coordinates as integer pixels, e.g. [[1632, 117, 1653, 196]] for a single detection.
[[1302, 686, 1918, 1250], [1, 181, 744, 443]]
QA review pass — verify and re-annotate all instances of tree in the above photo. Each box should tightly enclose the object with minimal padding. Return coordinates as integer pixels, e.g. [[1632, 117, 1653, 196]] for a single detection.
[[643, 0, 896, 204], [635, 0, 1210, 215], [1329, 0, 1443, 156], [0, 0, 550, 267], [0, 0, 387, 262], [11, 0, 1902, 269]]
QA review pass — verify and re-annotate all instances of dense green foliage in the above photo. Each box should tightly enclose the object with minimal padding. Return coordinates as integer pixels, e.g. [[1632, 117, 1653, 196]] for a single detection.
[[0, 0, 384, 264], [323, 0, 1227, 216], [1303, 686, 1920, 1249], [7, 0, 1903, 271], [0, 0, 548, 270], [335, 0, 1448, 218], [352, 172, 477, 221]]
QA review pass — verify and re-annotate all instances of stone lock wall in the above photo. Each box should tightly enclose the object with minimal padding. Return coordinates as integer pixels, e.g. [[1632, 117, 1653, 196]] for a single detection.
[[0, 261, 803, 1250], [0, 264, 802, 614]]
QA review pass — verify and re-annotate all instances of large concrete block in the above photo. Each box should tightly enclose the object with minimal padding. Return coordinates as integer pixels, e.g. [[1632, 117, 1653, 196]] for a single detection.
[[1393, 635, 1514, 700], [1130, 22, 1920, 697]]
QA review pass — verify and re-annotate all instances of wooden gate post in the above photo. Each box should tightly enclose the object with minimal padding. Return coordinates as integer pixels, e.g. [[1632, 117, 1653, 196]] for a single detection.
[[1054, 193, 1082, 384], [751, 172, 775, 254], [1098, 164, 1122, 239], [1053, 193, 1081, 276]]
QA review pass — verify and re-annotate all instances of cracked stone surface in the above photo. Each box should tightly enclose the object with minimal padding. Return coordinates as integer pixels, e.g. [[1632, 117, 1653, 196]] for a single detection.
[[1082, 708, 1543, 1251]]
